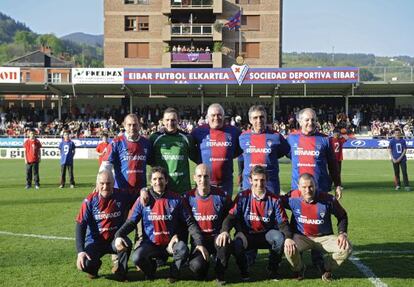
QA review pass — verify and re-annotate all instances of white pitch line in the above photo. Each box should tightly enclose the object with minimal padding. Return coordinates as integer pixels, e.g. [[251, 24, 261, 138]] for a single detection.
[[0, 231, 74, 241], [353, 250, 414, 255], [350, 255, 388, 287]]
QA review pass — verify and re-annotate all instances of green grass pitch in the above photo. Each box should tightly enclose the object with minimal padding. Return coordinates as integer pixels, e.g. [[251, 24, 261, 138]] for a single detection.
[[0, 159, 413, 286]]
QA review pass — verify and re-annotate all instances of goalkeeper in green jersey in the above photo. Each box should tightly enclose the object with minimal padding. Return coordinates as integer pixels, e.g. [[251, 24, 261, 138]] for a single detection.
[[149, 107, 198, 194]]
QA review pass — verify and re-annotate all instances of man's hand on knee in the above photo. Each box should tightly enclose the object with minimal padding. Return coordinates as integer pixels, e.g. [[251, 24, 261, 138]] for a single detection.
[[76, 252, 90, 270], [115, 237, 129, 252]]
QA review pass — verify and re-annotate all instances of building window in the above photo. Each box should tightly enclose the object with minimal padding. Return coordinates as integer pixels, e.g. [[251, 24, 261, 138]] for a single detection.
[[125, 42, 149, 58], [125, 0, 149, 4], [241, 15, 260, 31], [236, 42, 260, 58], [48, 73, 62, 83], [25, 72, 31, 82], [125, 16, 149, 31]]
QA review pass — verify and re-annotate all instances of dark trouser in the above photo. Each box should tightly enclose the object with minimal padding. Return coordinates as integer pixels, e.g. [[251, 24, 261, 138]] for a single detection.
[[81, 237, 132, 276], [393, 161, 410, 187], [60, 164, 75, 186], [233, 230, 285, 274], [189, 236, 231, 279], [338, 161, 342, 186], [26, 162, 39, 186], [131, 240, 189, 278]]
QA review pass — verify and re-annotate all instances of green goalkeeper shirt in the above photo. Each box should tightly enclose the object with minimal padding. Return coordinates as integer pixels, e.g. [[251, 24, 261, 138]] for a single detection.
[[149, 130, 197, 194]]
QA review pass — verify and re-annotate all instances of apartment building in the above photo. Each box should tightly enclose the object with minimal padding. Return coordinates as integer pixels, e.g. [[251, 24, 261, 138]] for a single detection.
[[104, 0, 282, 68]]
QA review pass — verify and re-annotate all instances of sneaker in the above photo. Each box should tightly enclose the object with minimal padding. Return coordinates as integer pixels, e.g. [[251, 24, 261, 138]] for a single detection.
[[59, 185, 64, 189], [321, 271, 333, 282], [293, 265, 306, 281], [405, 186, 411, 192], [35, 185, 40, 190], [395, 185, 401, 191], [267, 266, 281, 280], [25, 185, 31, 189], [70, 184, 75, 188], [87, 273, 98, 279], [240, 271, 250, 282]]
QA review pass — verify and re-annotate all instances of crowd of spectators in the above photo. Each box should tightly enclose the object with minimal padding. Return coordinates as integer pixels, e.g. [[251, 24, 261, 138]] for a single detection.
[[1, 102, 413, 139], [171, 45, 211, 53]]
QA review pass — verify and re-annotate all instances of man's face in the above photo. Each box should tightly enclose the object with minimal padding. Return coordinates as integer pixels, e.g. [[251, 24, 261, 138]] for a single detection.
[[300, 111, 316, 135], [151, 172, 167, 194], [250, 110, 266, 132], [63, 133, 69, 140], [194, 165, 210, 192], [97, 173, 114, 198], [29, 131, 35, 139], [298, 178, 315, 202], [163, 112, 178, 133], [208, 107, 224, 129], [249, 173, 267, 194], [124, 116, 140, 138], [102, 136, 108, 142]]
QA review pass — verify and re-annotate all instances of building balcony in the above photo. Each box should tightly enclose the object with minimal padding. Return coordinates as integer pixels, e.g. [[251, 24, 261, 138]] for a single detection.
[[171, 52, 212, 63], [162, 0, 222, 14], [171, 24, 213, 37]]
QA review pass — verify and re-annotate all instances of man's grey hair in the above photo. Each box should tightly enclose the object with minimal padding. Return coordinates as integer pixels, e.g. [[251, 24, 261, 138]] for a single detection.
[[248, 105, 267, 120], [207, 103, 225, 118], [298, 173, 316, 186], [297, 108, 317, 123], [96, 166, 115, 184]]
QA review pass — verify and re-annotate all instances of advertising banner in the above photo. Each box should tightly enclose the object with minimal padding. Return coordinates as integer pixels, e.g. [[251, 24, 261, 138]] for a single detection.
[[343, 139, 414, 149], [124, 67, 359, 85], [0, 67, 20, 83], [72, 68, 124, 84], [0, 138, 103, 148]]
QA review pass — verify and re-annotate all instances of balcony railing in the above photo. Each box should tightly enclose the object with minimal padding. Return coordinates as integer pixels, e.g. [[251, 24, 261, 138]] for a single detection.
[[171, 52, 212, 62], [171, 0, 213, 8], [171, 24, 212, 36]]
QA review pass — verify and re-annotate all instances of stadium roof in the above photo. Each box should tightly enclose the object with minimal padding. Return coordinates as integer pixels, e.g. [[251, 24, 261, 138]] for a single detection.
[[0, 81, 414, 97]]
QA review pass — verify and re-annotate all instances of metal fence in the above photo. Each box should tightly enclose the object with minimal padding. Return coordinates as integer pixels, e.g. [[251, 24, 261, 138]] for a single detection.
[[360, 66, 414, 82]]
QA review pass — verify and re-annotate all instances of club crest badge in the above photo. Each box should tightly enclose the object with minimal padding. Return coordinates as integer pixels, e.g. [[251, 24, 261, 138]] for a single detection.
[[231, 57, 249, 86]]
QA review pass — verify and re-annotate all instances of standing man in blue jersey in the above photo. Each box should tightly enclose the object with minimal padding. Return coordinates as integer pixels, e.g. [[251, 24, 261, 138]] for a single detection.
[[114, 167, 209, 283], [239, 105, 290, 194], [191, 103, 242, 196], [109, 113, 151, 199], [287, 108, 341, 199], [184, 164, 233, 284], [388, 129, 410, 191], [286, 108, 341, 273], [59, 130, 76, 188], [283, 173, 352, 282], [75, 169, 132, 281], [218, 165, 295, 281]]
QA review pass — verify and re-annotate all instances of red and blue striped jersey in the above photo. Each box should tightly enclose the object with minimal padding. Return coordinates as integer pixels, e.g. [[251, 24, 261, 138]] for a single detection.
[[76, 190, 131, 245], [287, 131, 339, 192], [239, 129, 290, 194], [184, 187, 232, 238], [285, 189, 347, 237], [191, 124, 242, 195], [127, 191, 191, 246], [229, 189, 289, 234], [108, 135, 151, 192]]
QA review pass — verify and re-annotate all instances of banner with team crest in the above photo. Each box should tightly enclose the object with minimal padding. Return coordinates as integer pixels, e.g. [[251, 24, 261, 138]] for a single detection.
[[124, 67, 359, 85]]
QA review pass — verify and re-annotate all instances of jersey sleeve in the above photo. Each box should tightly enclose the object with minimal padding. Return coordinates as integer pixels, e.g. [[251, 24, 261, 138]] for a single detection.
[[75, 199, 90, 224], [127, 198, 143, 223], [108, 141, 118, 164]]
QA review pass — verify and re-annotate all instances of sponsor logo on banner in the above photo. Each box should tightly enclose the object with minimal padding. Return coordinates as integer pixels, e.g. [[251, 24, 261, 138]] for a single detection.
[[72, 68, 124, 84], [0, 67, 20, 83], [350, 140, 366, 147]]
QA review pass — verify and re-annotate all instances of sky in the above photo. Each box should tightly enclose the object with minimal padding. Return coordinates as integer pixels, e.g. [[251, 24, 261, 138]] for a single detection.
[[0, 0, 413, 57]]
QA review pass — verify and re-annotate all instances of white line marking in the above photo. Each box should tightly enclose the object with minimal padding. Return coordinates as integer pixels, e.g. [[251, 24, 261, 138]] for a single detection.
[[350, 255, 388, 287], [0, 231, 74, 241], [353, 250, 414, 255]]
